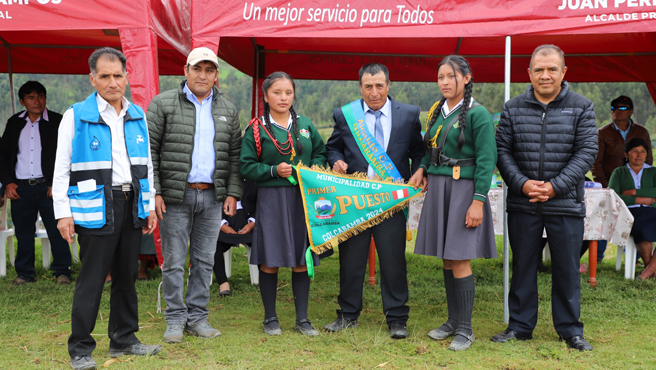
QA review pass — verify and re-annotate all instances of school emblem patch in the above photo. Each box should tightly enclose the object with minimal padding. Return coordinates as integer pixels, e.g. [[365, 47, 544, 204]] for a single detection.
[[300, 128, 310, 139], [90, 136, 101, 151], [453, 121, 460, 129], [313, 197, 336, 219]]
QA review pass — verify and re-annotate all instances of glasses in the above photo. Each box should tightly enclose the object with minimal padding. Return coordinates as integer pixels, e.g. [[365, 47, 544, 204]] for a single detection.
[[611, 106, 630, 111]]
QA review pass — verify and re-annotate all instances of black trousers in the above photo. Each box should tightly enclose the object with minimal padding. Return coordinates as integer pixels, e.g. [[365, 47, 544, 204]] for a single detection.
[[12, 182, 72, 278], [337, 211, 409, 326], [507, 212, 584, 339], [68, 190, 141, 357], [213, 242, 231, 285]]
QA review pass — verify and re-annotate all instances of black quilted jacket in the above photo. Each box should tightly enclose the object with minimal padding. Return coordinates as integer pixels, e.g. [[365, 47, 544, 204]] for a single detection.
[[496, 82, 598, 217]]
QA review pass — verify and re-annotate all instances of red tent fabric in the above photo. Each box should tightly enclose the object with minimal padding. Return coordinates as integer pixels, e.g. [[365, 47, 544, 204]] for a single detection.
[[185, 0, 656, 110], [0, 0, 187, 110]]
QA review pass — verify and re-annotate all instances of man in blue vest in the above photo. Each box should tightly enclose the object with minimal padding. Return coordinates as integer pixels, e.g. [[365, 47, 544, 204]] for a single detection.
[[53, 47, 161, 370]]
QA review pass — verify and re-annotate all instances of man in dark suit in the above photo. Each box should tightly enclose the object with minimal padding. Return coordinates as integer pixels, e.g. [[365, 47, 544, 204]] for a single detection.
[[0, 81, 72, 286], [324, 63, 424, 338]]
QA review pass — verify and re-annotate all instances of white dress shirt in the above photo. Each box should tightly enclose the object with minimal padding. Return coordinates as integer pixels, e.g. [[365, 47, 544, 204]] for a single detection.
[[364, 98, 392, 178], [184, 83, 216, 183], [52, 94, 155, 219], [442, 96, 474, 118], [15, 110, 46, 180]]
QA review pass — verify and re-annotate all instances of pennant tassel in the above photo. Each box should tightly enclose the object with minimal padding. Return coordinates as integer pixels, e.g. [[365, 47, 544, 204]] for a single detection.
[[305, 247, 314, 279]]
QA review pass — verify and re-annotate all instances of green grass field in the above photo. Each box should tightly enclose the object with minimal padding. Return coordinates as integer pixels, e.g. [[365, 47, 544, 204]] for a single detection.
[[0, 236, 654, 369]]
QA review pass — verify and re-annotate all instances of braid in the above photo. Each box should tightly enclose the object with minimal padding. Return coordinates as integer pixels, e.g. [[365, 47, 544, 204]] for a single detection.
[[290, 106, 303, 155], [456, 81, 473, 150], [424, 97, 446, 148], [261, 104, 275, 140]]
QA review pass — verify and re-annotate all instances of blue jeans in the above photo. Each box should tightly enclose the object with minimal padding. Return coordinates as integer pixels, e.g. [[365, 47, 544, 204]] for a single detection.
[[11, 183, 72, 278], [159, 188, 222, 325]]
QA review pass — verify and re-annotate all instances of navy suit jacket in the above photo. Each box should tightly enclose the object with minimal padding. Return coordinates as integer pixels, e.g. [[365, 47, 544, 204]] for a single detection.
[[326, 97, 424, 181]]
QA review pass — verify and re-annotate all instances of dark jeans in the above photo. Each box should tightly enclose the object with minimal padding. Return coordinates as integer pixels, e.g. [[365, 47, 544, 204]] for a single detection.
[[11, 183, 72, 278], [68, 190, 141, 357]]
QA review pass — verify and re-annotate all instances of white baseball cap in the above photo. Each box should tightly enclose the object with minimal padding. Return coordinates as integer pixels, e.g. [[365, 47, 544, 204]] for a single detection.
[[186, 47, 219, 69]]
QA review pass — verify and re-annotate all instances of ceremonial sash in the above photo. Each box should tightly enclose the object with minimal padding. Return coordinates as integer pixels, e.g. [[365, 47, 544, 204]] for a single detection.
[[341, 100, 402, 180], [296, 165, 421, 255]]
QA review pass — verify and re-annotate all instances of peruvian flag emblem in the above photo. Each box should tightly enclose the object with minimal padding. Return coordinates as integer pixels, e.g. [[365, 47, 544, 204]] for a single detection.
[[392, 188, 409, 200]]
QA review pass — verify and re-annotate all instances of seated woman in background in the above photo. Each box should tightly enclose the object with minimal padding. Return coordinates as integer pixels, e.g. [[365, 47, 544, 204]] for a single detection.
[[609, 138, 656, 280], [213, 180, 258, 296]]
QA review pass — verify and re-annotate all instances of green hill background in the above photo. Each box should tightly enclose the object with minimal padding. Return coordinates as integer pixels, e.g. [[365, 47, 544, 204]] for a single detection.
[[2, 60, 655, 139]]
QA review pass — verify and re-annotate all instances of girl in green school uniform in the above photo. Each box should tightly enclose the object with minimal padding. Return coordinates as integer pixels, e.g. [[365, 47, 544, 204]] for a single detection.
[[413, 55, 498, 351], [240, 71, 327, 337]]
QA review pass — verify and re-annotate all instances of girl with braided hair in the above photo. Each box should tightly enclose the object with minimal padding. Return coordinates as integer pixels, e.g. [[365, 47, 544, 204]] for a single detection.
[[412, 55, 497, 351], [240, 71, 327, 337]]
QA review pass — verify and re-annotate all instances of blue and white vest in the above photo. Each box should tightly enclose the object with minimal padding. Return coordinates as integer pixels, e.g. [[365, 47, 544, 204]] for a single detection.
[[68, 92, 150, 235]]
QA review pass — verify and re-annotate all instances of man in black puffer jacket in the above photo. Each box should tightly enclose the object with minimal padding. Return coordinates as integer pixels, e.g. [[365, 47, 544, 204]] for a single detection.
[[492, 45, 597, 351]]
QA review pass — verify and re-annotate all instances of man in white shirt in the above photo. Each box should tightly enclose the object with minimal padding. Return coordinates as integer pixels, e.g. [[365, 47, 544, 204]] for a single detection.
[[0, 81, 73, 286], [52, 47, 161, 370]]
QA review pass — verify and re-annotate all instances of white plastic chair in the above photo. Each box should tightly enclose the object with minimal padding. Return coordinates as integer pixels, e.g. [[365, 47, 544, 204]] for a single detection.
[[0, 196, 15, 277], [615, 236, 638, 280], [222, 245, 259, 285], [35, 213, 79, 268], [9, 212, 79, 269]]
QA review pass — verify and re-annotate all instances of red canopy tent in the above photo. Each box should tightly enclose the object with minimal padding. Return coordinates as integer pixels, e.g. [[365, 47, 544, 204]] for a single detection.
[[182, 0, 656, 115], [0, 0, 190, 113]]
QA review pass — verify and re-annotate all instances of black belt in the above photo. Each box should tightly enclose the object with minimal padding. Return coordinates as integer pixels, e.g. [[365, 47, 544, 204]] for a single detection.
[[17, 178, 47, 186], [438, 154, 475, 167], [111, 184, 133, 192]]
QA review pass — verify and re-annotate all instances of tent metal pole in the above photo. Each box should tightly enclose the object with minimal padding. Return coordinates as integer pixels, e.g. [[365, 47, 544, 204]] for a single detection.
[[252, 38, 259, 118], [1, 37, 16, 115], [503, 35, 511, 324], [454, 37, 463, 55]]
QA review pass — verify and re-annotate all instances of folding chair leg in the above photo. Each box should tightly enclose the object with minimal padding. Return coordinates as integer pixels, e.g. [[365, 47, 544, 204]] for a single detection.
[[8, 236, 15, 266], [224, 248, 232, 279], [0, 236, 8, 276], [71, 237, 79, 264], [42, 239, 51, 269], [616, 244, 623, 271], [625, 237, 637, 280], [246, 245, 259, 285], [542, 242, 551, 262]]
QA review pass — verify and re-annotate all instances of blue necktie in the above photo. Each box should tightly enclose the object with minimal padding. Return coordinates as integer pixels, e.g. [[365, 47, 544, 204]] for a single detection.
[[374, 110, 384, 149]]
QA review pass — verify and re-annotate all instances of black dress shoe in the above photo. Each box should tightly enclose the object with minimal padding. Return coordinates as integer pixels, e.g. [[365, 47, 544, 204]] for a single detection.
[[324, 316, 358, 332], [490, 328, 533, 343], [563, 335, 593, 351], [70, 355, 97, 370], [389, 322, 408, 339]]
